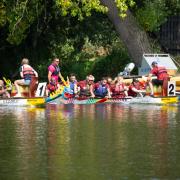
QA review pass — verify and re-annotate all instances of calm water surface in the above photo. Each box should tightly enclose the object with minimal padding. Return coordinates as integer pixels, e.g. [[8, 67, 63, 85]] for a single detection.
[[0, 104, 180, 179]]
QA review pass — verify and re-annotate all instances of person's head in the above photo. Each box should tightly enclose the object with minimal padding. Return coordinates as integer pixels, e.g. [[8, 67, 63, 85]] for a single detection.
[[101, 77, 107, 85], [69, 73, 77, 82], [106, 76, 112, 84], [132, 78, 139, 85], [86, 75, 95, 84], [21, 58, 29, 65], [53, 58, 60, 65], [116, 75, 123, 83], [151, 61, 158, 68]]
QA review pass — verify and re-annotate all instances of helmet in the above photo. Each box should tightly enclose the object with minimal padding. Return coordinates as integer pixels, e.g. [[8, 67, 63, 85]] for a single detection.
[[151, 61, 158, 66]]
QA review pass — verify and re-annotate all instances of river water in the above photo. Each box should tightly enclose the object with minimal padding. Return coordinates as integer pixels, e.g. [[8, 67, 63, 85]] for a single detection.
[[0, 104, 180, 179]]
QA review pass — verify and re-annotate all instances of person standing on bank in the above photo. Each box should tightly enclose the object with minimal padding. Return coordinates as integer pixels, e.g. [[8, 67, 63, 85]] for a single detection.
[[14, 58, 38, 97], [48, 58, 62, 84], [147, 61, 169, 96]]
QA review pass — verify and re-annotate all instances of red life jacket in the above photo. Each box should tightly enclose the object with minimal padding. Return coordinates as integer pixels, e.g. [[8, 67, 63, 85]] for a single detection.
[[151, 66, 169, 80], [128, 83, 140, 97], [78, 80, 92, 96], [112, 83, 125, 97], [157, 67, 169, 80], [22, 65, 35, 80]]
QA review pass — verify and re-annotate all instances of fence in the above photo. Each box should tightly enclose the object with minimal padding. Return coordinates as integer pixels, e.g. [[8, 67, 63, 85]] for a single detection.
[[159, 16, 180, 55]]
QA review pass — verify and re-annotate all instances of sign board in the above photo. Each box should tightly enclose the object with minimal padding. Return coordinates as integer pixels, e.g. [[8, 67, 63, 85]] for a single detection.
[[35, 82, 47, 97], [168, 81, 176, 96]]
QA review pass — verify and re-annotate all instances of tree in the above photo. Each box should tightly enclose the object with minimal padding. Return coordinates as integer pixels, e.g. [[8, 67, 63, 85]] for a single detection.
[[100, 0, 152, 66]]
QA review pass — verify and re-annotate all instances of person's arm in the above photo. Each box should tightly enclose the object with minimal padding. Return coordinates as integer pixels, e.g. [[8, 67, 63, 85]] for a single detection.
[[32, 68, 38, 77], [90, 84, 95, 98], [131, 87, 145, 93], [48, 71, 52, 83], [20, 66, 24, 78], [107, 87, 111, 98]]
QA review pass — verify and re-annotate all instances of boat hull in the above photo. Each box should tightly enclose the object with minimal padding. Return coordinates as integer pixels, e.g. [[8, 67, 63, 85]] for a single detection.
[[0, 97, 45, 107], [46, 96, 178, 105]]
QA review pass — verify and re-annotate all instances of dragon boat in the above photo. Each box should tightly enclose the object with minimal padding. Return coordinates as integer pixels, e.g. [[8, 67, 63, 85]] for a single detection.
[[0, 77, 47, 107], [45, 83, 179, 105], [46, 96, 178, 105], [1, 53, 180, 107], [0, 78, 179, 106]]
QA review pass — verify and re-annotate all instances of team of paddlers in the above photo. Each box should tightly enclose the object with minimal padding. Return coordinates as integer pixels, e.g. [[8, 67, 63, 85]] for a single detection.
[[0, 57, 170, 98]]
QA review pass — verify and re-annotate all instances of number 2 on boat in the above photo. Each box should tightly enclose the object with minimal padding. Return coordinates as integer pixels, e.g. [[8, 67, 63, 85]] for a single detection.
[[168, 81, 176, 96]]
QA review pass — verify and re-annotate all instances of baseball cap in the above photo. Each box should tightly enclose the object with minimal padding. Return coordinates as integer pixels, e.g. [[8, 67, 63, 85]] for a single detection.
[[151, 61, 158, 66]]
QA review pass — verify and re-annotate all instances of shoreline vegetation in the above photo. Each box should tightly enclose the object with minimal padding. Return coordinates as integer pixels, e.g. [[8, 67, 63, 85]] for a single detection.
[[0, 1, 179, 80]]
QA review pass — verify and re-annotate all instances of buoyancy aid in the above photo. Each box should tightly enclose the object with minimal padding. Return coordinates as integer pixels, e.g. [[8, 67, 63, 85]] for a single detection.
[[22, 65, 35, 80], [151, 66, 169, 80], [47, 81, 58, 92], [78, 80, 91, 96], [128, 83, 140, 97], [51, 64, 60, 76], [70, 81, 77, 93], [111, 83, 126, 97], [94, 83, 108, 97]]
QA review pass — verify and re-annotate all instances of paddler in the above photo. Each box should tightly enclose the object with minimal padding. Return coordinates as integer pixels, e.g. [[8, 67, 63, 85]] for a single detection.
[[77, 75, 95, 98], [92, 77, 111, 98], [128, 78, 146, 97]]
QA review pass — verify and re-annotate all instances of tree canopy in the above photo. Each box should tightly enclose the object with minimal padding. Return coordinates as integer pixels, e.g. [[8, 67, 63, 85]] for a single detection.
[[0, 0, 179, 78]]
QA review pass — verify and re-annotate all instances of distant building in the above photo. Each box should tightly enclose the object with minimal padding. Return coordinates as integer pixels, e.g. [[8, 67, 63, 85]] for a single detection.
[[159, 16, 180, 55]]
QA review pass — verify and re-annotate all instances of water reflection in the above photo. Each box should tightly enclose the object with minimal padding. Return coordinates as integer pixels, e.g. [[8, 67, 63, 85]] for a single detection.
[[0, 104, 179, 179]]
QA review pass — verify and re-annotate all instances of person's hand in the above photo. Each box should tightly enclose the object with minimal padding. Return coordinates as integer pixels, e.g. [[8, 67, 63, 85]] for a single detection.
[[90, 94, 95, 98]]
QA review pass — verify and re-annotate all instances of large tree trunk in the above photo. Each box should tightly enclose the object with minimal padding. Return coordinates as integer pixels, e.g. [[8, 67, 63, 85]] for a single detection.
[[101, 0, 152, 66]]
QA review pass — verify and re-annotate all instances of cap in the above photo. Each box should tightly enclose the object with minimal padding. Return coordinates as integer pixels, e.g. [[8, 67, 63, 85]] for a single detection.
[[151, 61, 158, 66]]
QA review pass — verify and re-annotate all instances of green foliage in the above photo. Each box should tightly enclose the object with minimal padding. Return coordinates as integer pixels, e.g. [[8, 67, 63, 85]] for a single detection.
[[165, 0, 180, 15], [55, 0, 108, 20], [115, 0, 135, 17], [2, 0, 44, 45], [135, 0, 168, 32], [0, 1, 6, 27]]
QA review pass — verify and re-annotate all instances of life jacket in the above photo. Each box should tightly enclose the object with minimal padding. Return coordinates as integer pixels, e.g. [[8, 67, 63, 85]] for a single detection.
[[128, 83, 140, 97], [51, 64, 60, 76], [151, 66, 169, 80], [78, 80, 91, 96], [157, 66, 169, 80], [47, 81, 58, 92], [111, 83, 126, 98], [94, 82, 108, 97], [22, 65, 35, 80], [70, 81, 77, 93]]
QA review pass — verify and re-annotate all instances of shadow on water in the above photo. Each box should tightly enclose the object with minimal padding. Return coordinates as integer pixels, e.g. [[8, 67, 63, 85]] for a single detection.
[[0, 104, 180, 179]]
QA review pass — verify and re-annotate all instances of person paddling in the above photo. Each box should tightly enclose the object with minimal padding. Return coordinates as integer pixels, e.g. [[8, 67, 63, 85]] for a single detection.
[[14, 58, 38, 97], [93, 77, 111, 98], [128, 78, 146, 97]]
